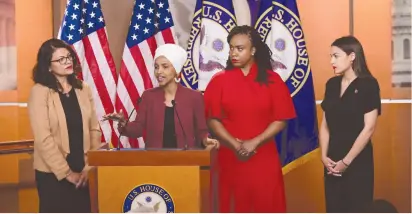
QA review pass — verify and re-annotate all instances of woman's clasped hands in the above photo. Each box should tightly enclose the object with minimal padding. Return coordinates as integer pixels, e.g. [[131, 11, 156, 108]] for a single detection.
[[322, 156, 349, 177], [234, 138, 258, 161], [66, 170, 89, 189]]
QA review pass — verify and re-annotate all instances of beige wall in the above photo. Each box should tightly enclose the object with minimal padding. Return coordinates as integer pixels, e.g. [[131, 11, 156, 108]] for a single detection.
[[0, 0, 410, 213]]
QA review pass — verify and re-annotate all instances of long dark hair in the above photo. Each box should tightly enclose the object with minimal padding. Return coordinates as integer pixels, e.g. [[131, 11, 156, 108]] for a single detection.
[[331, 36, 373, 78], [32, 38, 83, 91], [226, 25, 273, 84]]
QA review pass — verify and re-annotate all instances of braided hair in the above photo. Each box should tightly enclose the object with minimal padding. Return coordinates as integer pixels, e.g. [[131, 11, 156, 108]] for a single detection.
[[226, 25, 273, 84]]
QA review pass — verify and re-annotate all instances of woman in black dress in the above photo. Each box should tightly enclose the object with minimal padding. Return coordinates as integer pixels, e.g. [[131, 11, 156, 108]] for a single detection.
[[320, 36, 381, 212]]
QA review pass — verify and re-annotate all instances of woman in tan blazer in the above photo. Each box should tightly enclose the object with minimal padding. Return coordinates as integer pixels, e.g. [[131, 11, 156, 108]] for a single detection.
[[28, 39, 102, 213]]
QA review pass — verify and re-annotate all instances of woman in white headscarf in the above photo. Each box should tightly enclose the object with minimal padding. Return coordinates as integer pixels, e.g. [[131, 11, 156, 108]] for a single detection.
[[104, 44, 219, 149]]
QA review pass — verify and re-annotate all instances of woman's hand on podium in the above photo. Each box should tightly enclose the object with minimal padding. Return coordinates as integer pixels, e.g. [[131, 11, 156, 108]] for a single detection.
[[203, 137, 220, 150]]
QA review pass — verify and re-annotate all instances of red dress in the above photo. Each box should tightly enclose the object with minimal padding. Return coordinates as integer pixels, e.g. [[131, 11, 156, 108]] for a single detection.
[[204, 63, 296, 213]]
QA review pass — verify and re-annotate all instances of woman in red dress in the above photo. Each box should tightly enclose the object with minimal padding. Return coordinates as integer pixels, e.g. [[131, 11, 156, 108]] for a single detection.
[[204, 25, 296, 212]]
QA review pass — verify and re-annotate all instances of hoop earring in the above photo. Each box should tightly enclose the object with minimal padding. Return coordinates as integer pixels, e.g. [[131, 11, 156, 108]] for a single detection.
[[174, 77, 181, 83]]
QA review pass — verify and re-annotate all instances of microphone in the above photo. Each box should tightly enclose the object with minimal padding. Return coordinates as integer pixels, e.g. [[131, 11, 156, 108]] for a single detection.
[[171, 100, 188, 150], [117, 97, 142, 151]]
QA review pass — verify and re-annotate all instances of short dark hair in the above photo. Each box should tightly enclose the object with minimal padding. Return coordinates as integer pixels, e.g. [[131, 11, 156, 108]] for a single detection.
[[32, 38, 83, 91], [331, 36, 373, 78], [226, 25, 273, 85]]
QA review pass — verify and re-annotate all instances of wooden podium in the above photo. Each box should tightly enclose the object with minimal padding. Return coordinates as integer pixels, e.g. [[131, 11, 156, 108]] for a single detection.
[[87, 148, 217, 213]]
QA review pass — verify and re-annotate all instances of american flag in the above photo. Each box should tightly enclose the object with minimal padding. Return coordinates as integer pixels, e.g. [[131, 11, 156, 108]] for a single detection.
[[114, 0, 177, 148], [58, 0, 118, 144]]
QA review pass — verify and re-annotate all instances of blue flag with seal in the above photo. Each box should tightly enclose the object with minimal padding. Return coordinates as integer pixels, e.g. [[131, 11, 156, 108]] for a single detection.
[[181, 0, 237, 91], [255, 0, 318, 172]]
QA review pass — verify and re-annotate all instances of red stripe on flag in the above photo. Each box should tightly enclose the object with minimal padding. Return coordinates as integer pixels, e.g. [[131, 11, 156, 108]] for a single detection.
[[94, 29, 119, 144], [129, 46, 154, 89], [70, 45, 84, 80], [146, 36, 157, 57], [82, 36, 115, 114], [161, 29, 175, 44], [95, 28, 118, 81], [119, 61, 140, 109]]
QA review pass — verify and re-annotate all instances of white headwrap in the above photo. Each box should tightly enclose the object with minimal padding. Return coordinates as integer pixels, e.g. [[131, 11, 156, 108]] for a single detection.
[[153, 44, 187, 75]]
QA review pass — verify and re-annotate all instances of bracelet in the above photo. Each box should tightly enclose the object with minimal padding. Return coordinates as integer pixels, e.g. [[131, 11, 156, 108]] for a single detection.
[[341, 160, 349, 167], [66, 170, 72, 178]]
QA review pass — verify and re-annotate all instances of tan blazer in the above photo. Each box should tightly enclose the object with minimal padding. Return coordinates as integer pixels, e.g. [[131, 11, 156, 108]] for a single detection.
[[28, 82, 102, 180]]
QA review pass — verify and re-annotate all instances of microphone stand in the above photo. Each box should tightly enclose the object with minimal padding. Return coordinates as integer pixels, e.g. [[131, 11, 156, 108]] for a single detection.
[[171, 100, 188, 150], [116, 98, 142, 151]]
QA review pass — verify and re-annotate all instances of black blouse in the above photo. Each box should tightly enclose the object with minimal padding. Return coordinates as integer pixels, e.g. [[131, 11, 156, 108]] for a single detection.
[[59, 88, 85, 173], [321, 75, 381, 160], [162, 106, 177, 148]]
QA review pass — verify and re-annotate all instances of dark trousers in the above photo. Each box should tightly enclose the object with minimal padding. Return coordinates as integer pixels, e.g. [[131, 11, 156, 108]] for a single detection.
[[35, 170, 91, 213]]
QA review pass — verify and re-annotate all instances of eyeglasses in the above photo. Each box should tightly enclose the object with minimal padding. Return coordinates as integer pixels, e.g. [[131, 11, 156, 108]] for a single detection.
[[51, 55, 74, 65]]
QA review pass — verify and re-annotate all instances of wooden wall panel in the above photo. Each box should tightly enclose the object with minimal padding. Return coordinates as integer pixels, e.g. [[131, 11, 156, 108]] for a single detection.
[[0, 91, 17, 102], [353, 0, 392, 99], [296, 0, 350, 100], [15, 0, 53, 102], [18, 107, 32, 140], [371, 105, 395, 200], [0, 106, 18, 142], [0, 0, 52, 102], [0, 106, 32, 142], [0, 153, 36, 213], [0, 154, 19, 183], [0, 187, 18, 212], [19, 188, 38, 213], [388, 104, 411, 212], [0, 0, 52, 142]]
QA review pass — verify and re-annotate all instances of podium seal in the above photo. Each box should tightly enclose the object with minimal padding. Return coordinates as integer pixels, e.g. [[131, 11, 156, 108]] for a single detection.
[[123, 184, 175, 213]]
